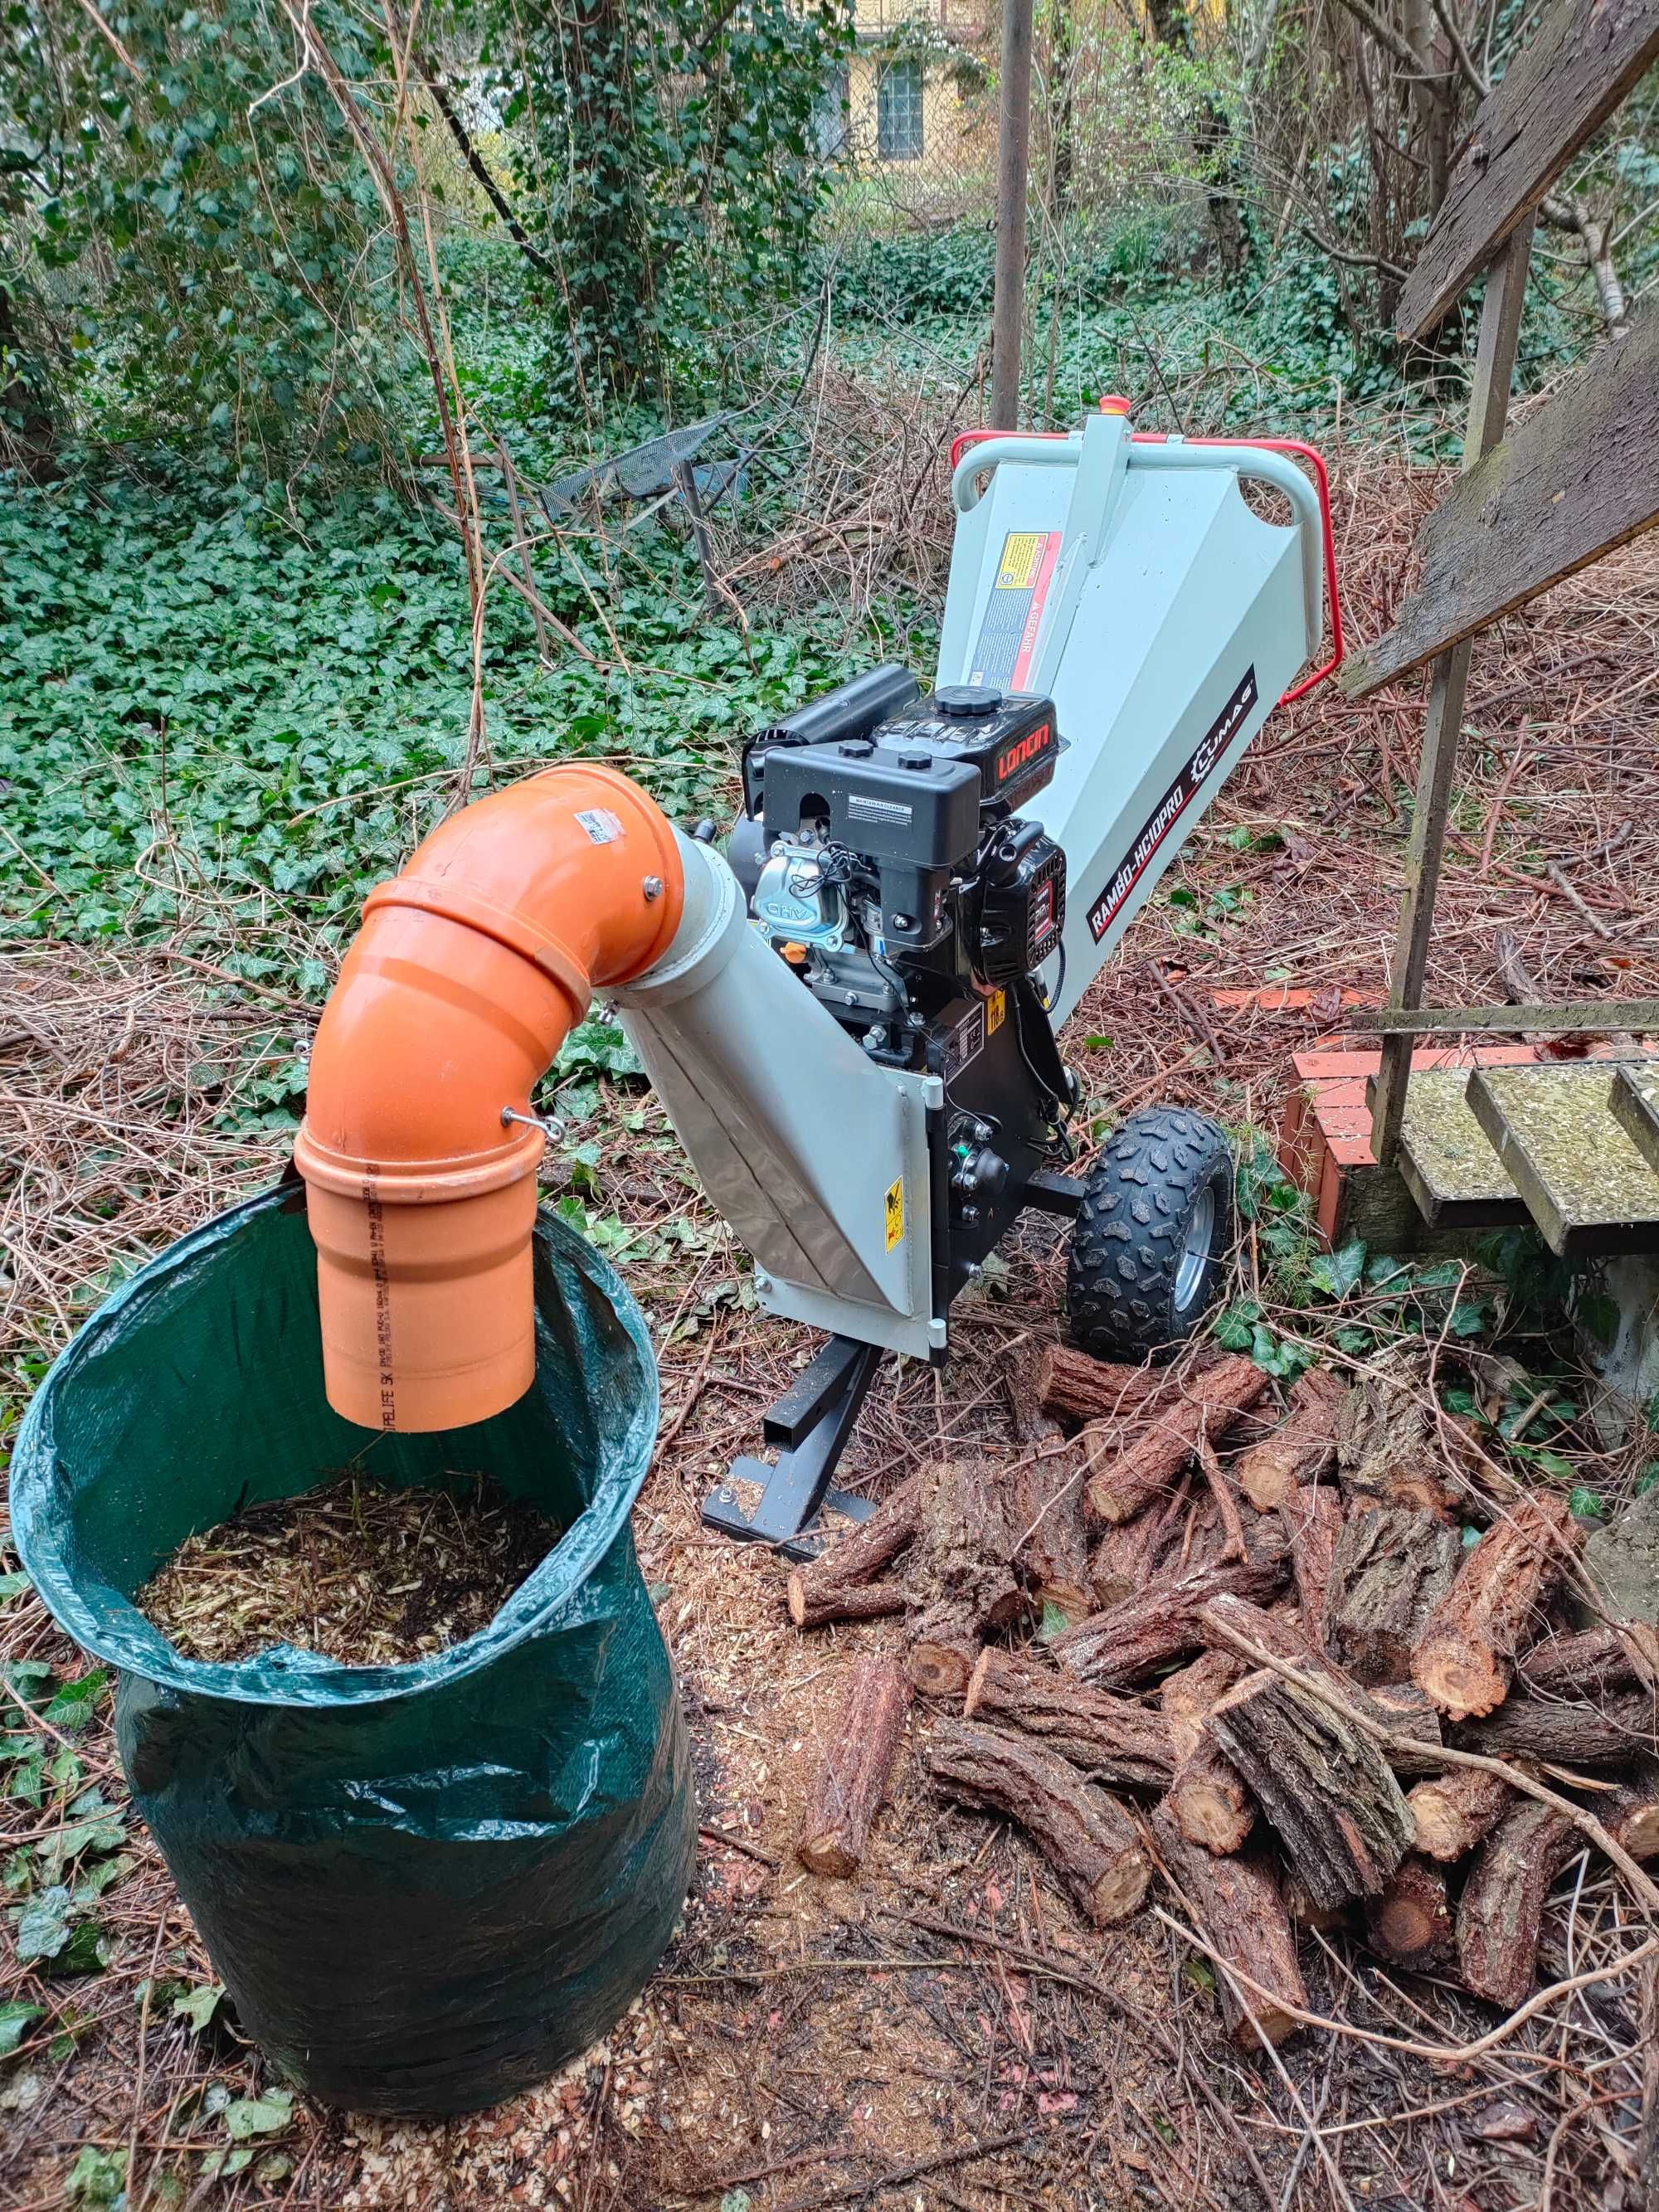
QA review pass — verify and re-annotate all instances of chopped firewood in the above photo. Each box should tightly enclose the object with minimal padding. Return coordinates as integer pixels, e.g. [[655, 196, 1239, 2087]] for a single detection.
[[1520, 1621, 1659, 1699], [1283, 1872, 1348, 1932], [1151, 1803, 1307, 2046], [1088, 1510, 1166, 1610], [789, 1582, 909, 1631], [1280, 1482, 1344, 1646], [1235, 1370, 1343, 1512], [1334, 1349, 1464, 1520], [1168, 1740, 1255, 1855], [1607, 1762, 1659, 1860], [907, 1459, 1032, 1697], [1456, 1693, 1654, 1765], [1051, 1543, 1288, 1690], [927, 1719, 1150, 1927], [1405, 1768, 1515, 1863], [1365, 1856, 1454, 1970], [1457, 1801, 1580, 2010], [795, 1656, 912, 1877], [787, 1472, 920, 1629], [1326, 1505, 1462, 1684], [1082, 1356, 1270, 1527], [1013, 1449, 1092, 1621], [1160, 1650, 1248, 1758], [1033, 1344, 1168, 1427], [1412, 1493, 1580, 1721], [1209, 1670, 1415, 1908], [963, 1648, 1175, 1789]]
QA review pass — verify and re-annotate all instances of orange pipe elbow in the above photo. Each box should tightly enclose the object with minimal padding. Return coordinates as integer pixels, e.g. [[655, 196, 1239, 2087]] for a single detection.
[[294, 764, 684, 1432]]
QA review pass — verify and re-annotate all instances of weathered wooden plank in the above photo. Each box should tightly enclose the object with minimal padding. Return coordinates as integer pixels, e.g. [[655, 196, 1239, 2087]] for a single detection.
[[1344, 304, 1659, 698], [1355, 1004, 1659, 1036], [1396, 0, 1659, 341]]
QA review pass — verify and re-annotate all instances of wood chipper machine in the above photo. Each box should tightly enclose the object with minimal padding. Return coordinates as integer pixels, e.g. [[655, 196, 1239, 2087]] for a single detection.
[[293, 403, 1342, 1553]]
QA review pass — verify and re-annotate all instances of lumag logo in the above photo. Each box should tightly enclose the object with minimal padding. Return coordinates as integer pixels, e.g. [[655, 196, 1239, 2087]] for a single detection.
[[996, 722, 1052, 783], [1085, 667, 1258, 944]]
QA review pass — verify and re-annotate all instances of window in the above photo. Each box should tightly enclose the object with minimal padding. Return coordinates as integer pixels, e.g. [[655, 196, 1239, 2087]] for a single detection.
[[876, 57, 924, 161], [813, 64, 849, 163]]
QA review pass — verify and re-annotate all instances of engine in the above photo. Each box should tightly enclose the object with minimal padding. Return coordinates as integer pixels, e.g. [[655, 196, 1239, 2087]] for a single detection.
[[733, 664, 1076, 1290]]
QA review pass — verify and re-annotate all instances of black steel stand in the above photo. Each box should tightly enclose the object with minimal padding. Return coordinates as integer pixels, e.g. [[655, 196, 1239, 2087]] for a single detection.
[[701, 1334, 883, 1559]]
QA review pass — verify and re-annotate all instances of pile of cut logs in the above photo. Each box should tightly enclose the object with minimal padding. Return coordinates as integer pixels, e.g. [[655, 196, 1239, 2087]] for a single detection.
[[786, 1342, 1659, 2046]]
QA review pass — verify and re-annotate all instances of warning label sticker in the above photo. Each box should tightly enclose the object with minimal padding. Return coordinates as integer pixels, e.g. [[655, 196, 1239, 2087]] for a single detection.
[[884, 1178, 905, 1252], [971, 530, 1060, 691]]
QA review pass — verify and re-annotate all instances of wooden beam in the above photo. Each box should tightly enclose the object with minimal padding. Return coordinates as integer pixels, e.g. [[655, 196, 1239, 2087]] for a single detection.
[[1350, 1003, 1659, 1036], [1343, 304, 1659, 696], [1395, 0, 1659, 342], [1369, 224, 1534, 1170]]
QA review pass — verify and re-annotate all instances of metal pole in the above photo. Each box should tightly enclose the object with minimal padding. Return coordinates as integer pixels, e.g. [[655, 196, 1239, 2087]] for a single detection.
[[990, 0, 1034, 430]]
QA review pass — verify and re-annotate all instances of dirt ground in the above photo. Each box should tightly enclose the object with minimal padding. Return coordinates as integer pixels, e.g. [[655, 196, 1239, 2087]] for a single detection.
[[5, 448, 1659, 2210]]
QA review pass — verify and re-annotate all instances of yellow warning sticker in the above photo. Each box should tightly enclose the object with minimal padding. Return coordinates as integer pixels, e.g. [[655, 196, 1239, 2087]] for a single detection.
[[995, 532, 1045, 589], [884, 1178, 905, 1251], [985, 987, 1007, 1036]]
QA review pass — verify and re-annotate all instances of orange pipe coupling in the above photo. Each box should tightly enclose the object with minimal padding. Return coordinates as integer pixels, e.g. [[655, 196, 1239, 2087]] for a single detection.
[[294, 764, 684, 1432]]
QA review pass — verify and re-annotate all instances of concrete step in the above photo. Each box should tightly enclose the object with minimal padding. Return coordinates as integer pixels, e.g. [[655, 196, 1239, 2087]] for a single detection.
[[1612, 1063, 1659, 1177], [1466, 1061, 1659, 1257], [1379, 1067, 1530, 1229]]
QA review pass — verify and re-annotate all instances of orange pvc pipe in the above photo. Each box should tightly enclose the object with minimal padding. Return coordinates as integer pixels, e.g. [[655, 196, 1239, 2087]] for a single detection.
[[294, 764, 684, 1432]]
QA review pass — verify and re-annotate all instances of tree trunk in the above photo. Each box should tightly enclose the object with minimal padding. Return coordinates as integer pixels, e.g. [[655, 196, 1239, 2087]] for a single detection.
[[927, 1719, 1150, 1926], [1051, 1544, 1288, 1689], [1281, 1482, 1345, 1646], [1082, 1356, 1269, 1526], [1457, 1694, 1654, 1766], [907, 1459, 1033, 1696], [1412, 1494, 1579, 1720], [795, 1657, 912, 1876], [1326, 1505, 1462, 1683], [1457, 1801, 1580, 2010], [1235, 1371, 1343, 1511], [787, 1471, 920, 1628], [1151, 1804, 1306, 2045], [963, 1647, 1175, 1788], [1209, 1670, 1415, 1908], [1365, 1855, 1454, 1970], [1405, 1767, 1515, 1864]]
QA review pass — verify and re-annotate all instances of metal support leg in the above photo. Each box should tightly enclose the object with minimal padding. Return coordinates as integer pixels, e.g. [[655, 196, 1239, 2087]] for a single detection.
[[701, 1335, 883, 1559]]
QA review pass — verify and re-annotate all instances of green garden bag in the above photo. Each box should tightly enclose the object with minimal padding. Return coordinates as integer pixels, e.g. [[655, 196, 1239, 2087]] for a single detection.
[[11, 1184, 696, 2115]]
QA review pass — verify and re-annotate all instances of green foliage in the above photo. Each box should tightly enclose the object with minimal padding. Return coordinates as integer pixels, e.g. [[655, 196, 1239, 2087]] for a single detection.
[[2, 0, 393, 459], [479, 0, 852, 396], [65, 2147, 127, 2210]]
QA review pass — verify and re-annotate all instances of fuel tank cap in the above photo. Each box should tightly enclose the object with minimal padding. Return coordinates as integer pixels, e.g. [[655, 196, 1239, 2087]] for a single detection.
[[935, 686, 1001, 717]]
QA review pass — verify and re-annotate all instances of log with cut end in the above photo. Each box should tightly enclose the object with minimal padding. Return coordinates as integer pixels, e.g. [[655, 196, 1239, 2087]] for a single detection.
[[906, 1458, 1032, 1696], [1364, 1856, 1454, 1971], [1457, 1801, 1579, 2010], [1456, 1693, 1654, 1765], [1280, 1482, 1344, 1646], [1088, 1510, 1166, 1610], [1411, 1493, 1580, 1721], [1520, 1622, 1658, 1700], [962, 1647, 1175, 1789], [1208, 1670, 1415, 1909], [1051, 1544, 1288, 1691], [1326, 1505, 1462, 1684], [1168, 1740, 1255, 1855], [1034, 1344, 1168, 1428], [1235, 1370, 1343, 1512], [1151, 1802, 1306, 2046], [1334, 1353, 1462, 1519], [1082, 1356, 1270, 1526], [795, 1655, 912, 1877], [787, 1471, 920, 1629], [1160, 1650, 1248, 1757], [927, 1719, 1150, 1927], [1013, 1450, 1092, 1621], [1607, 1763, 1659, 1862], [1405, 1768, 1515, 1864]]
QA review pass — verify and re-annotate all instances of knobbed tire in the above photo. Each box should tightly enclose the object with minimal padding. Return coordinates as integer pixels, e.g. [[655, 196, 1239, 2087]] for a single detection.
[[1067, 1106, 1234, 1361]]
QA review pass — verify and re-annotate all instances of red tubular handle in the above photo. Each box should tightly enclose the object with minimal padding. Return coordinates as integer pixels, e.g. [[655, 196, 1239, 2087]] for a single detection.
[[946, 421, 1345, 706]]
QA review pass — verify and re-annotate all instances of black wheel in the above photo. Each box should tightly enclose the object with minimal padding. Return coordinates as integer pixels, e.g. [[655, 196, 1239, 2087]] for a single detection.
[[1067, 1105, 1235, 1362]]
